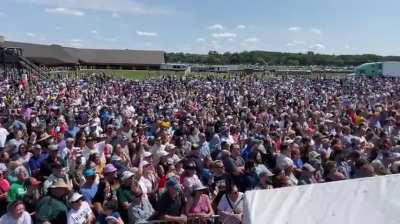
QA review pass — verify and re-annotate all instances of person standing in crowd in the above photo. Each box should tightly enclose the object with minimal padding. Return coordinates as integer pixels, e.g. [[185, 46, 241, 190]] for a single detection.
[[0, 200, 32, 224]]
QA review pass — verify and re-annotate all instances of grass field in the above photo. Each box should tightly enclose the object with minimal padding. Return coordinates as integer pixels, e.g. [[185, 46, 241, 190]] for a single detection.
[[50, 69, 347, 81], [80, 69, 164, 80]]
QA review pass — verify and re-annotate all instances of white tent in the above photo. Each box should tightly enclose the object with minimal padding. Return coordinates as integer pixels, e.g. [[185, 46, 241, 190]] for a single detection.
[[244, 174, 400, 224]]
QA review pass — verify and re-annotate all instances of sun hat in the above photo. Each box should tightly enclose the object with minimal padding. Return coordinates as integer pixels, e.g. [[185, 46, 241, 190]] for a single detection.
[[49, 179, 69, 189], [193, 183, 208, 192], [37, 133, 52, 142], [104, 164, 117, 174]]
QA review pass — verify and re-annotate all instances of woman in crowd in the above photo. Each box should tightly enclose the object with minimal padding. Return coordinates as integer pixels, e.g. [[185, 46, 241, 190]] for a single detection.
[[217, 184, 243, 224], [0, 200, 32, 224], [16, 144, 32, 165], [127, 181, 154, 224], [185, 183, 214, 223], [0, 170, 10, 215]]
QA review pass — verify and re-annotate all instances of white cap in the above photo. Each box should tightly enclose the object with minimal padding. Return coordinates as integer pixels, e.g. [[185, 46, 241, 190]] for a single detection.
[[143, 151, 152, 158], [69, 192, 83, 203], [121, 171, 134, 181], [158, 150, 169, 157]]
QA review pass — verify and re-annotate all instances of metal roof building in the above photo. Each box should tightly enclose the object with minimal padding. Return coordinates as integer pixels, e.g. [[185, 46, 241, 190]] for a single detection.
[[2, 41, 165, 68]]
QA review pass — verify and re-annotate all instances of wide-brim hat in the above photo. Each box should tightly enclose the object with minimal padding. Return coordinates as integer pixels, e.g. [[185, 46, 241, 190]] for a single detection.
[[37, 133, 52, 142], [193, 183, 208, 192], [49, 179, 69, 189]]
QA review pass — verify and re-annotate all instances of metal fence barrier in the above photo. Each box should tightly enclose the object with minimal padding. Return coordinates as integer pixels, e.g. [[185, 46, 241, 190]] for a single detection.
[[143, 215, 220, 224]]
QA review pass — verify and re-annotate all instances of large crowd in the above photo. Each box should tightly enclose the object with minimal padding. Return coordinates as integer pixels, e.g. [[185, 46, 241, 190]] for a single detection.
[[0, 71, 400, 224]]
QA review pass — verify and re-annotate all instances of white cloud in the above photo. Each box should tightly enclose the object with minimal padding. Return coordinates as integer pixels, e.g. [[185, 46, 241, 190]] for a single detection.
[[70, 38, 83, 42], [0, 12, 6, 17], [145, 42, 152, 47], [112, 12, 120, 18], [237, 25, 246, 29], [228, 38, 235, 42], [286, 40, 306, 47], [45, 7, 84, 16], [309, 43, 326, 51], [24, 0, 170, 15], [26, 32, 36, 37], [136, 31, 158, 37], [345, 45, 350, 49], [244, 37, 259, 43], [288, 27, 302, 32], [208, 24, 224, 30], [196, 38, 206, 42], [310, 28, 322, 35], [212, 32, 237, 38], [90, 30, 98, 35]]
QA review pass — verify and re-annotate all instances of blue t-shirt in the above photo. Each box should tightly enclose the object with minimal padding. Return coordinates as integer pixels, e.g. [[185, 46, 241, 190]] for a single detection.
[[80, 183, 99, 204]]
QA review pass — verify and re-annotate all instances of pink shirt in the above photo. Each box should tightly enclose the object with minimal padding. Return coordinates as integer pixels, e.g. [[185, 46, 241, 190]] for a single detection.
[[190, 194, 210, 214], [0, 178, 10, 193]]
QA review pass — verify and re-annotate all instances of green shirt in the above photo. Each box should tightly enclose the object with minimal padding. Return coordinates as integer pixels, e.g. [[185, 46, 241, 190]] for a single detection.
[[35, 195, 68, 224], [7, 182, 27, 203], [117, 186, 134, 206]]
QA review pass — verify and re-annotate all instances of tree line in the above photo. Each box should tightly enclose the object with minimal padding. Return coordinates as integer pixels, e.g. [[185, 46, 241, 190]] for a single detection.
[[166, 51, 400, 66]]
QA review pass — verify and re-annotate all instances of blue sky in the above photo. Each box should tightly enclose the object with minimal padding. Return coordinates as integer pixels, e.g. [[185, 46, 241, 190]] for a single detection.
[[1, 0, 399, 55]]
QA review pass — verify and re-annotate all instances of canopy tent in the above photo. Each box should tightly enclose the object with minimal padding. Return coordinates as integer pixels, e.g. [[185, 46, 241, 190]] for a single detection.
[[244, 174, 400, 224]]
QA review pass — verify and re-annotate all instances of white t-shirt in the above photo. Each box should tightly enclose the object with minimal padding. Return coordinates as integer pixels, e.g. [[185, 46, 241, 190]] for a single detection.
[[217, 193, 244, 224], [0, 128, 9, 148], [67, 201, 93, 224], [0, 211, 32, 224]]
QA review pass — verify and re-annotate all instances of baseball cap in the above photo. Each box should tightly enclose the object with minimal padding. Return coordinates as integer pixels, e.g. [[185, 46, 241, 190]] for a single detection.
[[69, 192, 83, 203], [166, 177, 180, 190], [143, 151, 152, 158], [83, 168, 96, 177], [121, 171, 134, 181]]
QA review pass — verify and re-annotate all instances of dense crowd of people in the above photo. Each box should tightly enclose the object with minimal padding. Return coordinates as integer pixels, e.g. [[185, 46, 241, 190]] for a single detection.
[[0, 71, 400, 224]]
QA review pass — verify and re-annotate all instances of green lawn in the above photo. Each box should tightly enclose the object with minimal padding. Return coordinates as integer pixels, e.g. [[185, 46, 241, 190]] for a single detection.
[[82, 69, 161, 80]]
